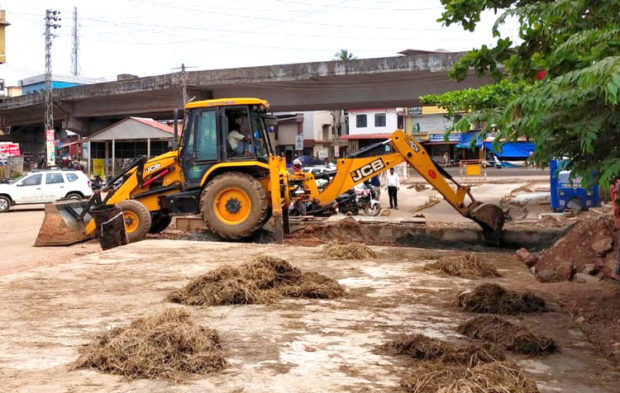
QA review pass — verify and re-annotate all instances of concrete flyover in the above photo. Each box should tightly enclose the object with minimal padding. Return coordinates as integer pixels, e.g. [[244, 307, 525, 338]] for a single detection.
[[0, 51, 491, 132]]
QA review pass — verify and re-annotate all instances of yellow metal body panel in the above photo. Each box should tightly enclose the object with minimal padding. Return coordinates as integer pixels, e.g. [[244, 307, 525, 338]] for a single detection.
[[198, 161, 270, 189], [185, 98, 269, 109], [84, 150, 183, 236]]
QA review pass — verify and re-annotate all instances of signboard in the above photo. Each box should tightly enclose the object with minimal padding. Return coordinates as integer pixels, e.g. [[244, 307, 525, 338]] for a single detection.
[[92, 158, 105, 178], [45, 129, 56, 166], [294, 135, 303, 151], [334, 147, 340, 158], [0, 142, 20, 165], [317, 148, 328, 160], [429, 133, 461, 143]]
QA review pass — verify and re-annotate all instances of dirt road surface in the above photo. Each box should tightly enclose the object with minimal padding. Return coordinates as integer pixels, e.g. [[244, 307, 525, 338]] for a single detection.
[[0, 205, 100, 276], [0, 240, 617, 393]]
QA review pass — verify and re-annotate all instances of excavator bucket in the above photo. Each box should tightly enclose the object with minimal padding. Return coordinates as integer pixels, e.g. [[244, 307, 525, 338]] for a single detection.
[[466, 202, 505, 244], [34, 200, 94, 246]]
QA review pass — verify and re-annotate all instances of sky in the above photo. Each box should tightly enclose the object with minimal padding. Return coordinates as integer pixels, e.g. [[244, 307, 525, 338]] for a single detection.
[[0, 0, 519, 86]]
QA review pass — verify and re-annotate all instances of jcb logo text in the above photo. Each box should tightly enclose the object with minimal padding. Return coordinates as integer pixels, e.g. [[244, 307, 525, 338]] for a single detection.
[[350, 158, 385, 182]]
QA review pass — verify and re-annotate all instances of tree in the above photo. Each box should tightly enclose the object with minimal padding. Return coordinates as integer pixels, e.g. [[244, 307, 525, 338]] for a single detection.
[[334, 49, 356, 62], [421, 0, 620, 185]]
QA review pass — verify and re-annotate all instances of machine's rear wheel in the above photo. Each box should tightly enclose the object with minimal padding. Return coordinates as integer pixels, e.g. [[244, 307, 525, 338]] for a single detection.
[[200, 172, 268, 239], [149, 213, 172, 234], [117, 200, 152, 243]]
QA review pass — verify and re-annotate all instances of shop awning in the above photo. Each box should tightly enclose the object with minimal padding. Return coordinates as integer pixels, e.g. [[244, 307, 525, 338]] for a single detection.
[[456, 132, 483, 148], [484, 141, 536, 159]]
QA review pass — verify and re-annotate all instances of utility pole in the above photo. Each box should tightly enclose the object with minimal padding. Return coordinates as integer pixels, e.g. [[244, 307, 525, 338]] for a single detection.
[[180, 63, 188, 105], [71, 7, 78, 76], [45, 9, 61, 166]]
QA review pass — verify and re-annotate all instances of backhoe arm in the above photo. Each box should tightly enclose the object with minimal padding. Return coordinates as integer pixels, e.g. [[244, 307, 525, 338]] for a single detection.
[[313, 130, 505, 238]]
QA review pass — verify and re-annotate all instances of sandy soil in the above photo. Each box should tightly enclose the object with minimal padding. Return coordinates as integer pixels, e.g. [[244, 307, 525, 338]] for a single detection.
[[0, 240, 617, 393], [0, 205, 100, 276]]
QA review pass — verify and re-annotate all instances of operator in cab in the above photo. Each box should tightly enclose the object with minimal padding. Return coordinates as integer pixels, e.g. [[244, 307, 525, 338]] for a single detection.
[[228, 125, 252, 156]]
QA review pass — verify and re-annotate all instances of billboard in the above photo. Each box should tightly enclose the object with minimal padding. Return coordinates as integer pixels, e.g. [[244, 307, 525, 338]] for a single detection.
[[0, 142, 20, 165]]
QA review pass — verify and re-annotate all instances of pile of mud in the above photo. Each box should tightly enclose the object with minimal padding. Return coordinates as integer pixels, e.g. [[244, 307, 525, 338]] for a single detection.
[[288, 217, 394, 246], [167, 256, 344, 306], [75, 308, 225, 380], [427, 254, 500, 279], [322, 242, 376, 259], [383, 334, 538, 393], [528, 217, 618, 281], [457, 315, 556, 356], [458, 284, 547, 314]]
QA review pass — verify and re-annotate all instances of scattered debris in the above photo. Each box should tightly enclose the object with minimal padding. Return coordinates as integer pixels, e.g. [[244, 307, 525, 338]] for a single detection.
[[534, 217, 618, 281], [458, 284, 547, 314], [167, 256, 344, 306], [289, 217, 394, 246], [427, 254, 500, 279], [74, 308, 225, 380], [382, 334, 504, 365], [410, 195, 441, 213], [401, 360, 539, 393], [322, 242, 376, 260], [457, 315, 556, 356], [384, 334, 537, 393], [516, 248, 539, 267]]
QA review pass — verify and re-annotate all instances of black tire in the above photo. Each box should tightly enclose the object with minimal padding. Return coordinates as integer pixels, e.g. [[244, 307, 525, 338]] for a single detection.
[[65, 192, 83, 200], [200, 172, 268, 239], [0, 195, 10, 212], [117, 200, 152, 243], [149, 213, 172, 234]]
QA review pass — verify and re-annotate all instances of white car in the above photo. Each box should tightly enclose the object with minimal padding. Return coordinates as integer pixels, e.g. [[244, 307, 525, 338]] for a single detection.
[[0, 170, 92, 212]]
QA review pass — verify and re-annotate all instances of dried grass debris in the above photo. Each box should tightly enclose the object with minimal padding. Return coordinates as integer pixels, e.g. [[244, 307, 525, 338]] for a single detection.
[[457, 315, 556, 356], [383, 334, 504, 366], [401, 360, 539, 393], [428, 254, 500, 279], [322, 242, 376, 260], [75, 308, 225, 380], [168, 256, 344, 306], [458, 284, 547, 314]]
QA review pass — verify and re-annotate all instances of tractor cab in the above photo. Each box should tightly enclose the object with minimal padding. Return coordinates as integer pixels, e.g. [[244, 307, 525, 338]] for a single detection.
[[180, 98, 274, 189]]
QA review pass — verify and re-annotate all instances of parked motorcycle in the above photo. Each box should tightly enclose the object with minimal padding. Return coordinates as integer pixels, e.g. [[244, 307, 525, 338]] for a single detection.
[[354, 183, 381, 216], [336, 189, 359, 215]]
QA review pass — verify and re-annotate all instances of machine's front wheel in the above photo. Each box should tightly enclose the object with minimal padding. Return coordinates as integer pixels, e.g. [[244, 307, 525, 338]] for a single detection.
[[200, 172, 268, 239], [117, 200, 152, 243]]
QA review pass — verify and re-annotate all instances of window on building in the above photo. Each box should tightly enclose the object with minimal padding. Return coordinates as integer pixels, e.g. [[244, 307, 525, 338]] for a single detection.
[[45, 173, 64, 184], [356, 114, 367, 128], [375, 113, 386, 127], [397, 115, 404, 129]]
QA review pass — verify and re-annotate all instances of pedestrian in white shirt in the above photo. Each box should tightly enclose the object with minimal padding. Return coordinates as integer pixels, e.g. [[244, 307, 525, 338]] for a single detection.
[[385, 167, 400, 209]]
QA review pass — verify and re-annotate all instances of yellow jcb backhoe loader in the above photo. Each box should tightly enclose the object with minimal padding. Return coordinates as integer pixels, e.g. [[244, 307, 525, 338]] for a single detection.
[[35, 97, 505, 247]]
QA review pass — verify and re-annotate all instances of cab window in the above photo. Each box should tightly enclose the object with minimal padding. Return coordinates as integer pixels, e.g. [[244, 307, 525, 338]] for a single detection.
[[22, 174, 42, 186], [195, 110, 218, 161], [46, 173, 64, 184], [66, 173, 78, 182]]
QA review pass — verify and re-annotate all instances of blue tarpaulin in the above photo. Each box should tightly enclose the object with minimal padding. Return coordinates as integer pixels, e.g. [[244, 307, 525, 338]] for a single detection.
[[484, 142, 535, 159], [456, 132, 483, 148]]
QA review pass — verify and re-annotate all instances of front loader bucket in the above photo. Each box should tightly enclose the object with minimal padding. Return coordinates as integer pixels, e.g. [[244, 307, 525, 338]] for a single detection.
[[466, 202, 505, 245], [35, 200, 94, 246]]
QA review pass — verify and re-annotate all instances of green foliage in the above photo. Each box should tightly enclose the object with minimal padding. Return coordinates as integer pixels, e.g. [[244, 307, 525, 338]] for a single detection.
[[334, 49, 356, 61], [426, 0, 620, 186]]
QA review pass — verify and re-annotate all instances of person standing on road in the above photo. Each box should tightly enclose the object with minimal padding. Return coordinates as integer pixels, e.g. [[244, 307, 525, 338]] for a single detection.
[[385, 167, 400, 209], [370, 175, 381, 199]]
